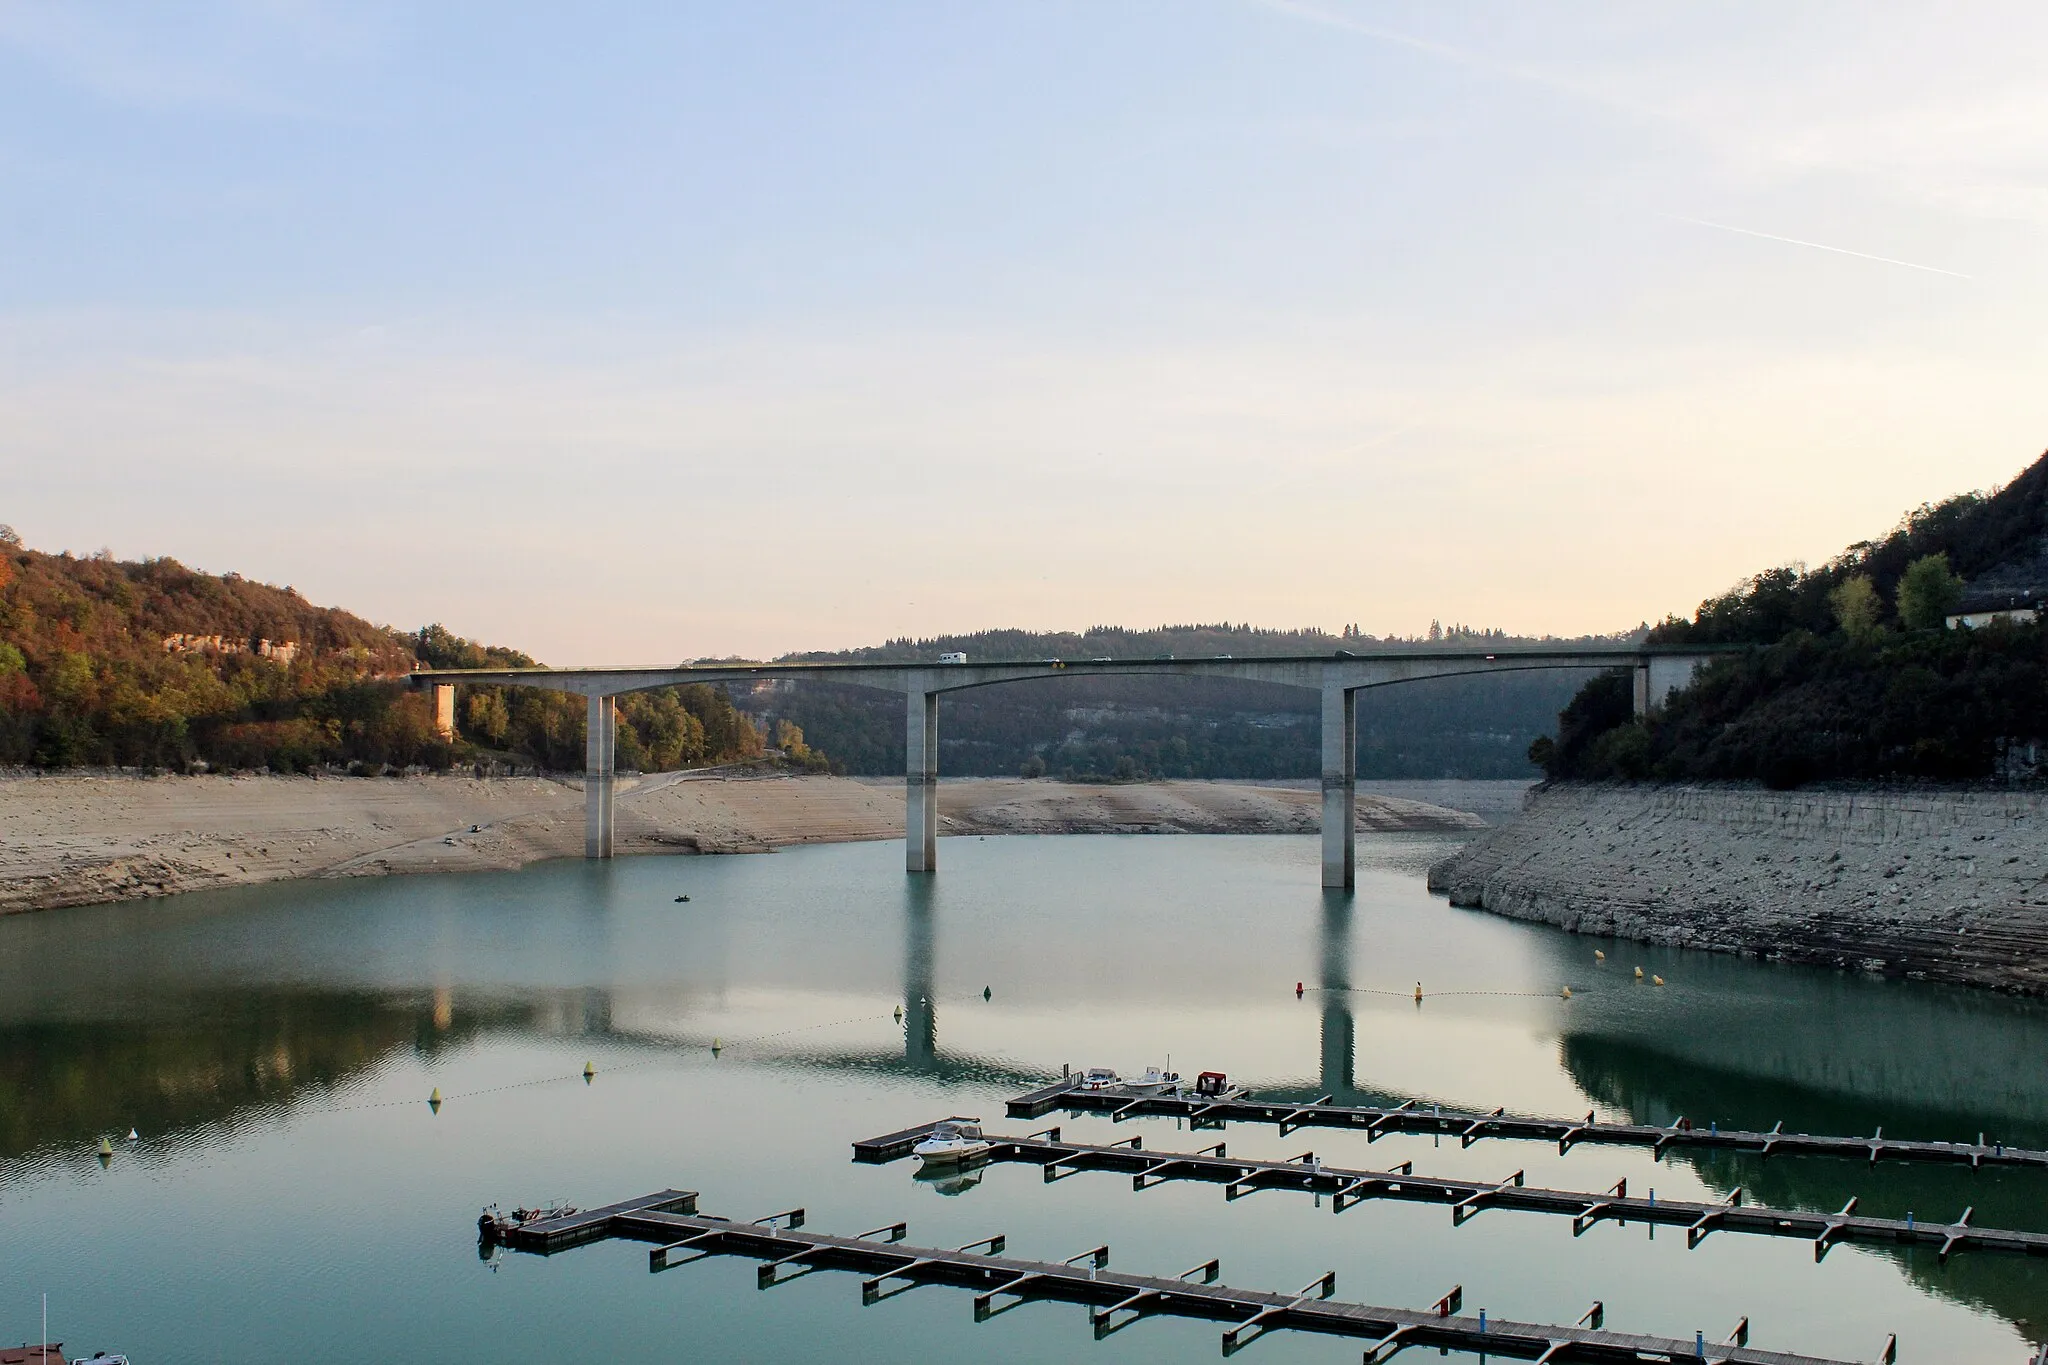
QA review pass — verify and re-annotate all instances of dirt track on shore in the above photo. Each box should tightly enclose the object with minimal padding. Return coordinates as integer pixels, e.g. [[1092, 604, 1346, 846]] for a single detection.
[[0, 771, 1486, 914]]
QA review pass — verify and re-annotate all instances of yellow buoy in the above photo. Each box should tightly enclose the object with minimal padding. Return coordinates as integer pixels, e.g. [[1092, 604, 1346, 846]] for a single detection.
[[711, 1037, 722, 1056], [1594, 950, 1606, 962], [1633, 966, 1644, 980], [1561, 986, 1572, 999], [429, 1086, 443, 1112], [583, 1060, 596, 1078], [894, 1005, 903, 1023], [1413, 982, 1424, 1003], [1652, 975, 1666, 987], [97, 1135, 114, 1157]]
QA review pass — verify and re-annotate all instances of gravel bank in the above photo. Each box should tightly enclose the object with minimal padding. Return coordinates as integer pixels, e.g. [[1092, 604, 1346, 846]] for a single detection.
[[1428, 784, 2048, 994], [0, 771, 1484, 914]]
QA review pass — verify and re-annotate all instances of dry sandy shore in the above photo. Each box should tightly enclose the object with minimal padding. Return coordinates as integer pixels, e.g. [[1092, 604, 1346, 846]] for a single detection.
[[0, 771, 1484, 914]]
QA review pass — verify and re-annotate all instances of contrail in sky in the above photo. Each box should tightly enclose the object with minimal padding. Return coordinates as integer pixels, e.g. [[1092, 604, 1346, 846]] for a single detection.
[[1670, 215, 1972, 279]]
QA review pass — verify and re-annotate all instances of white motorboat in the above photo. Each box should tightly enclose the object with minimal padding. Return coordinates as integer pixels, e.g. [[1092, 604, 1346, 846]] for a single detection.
[[1073, 1066, 1123, 1091], [912, 1120, 992, 1167], [1119, 1066, 1180, 1096]]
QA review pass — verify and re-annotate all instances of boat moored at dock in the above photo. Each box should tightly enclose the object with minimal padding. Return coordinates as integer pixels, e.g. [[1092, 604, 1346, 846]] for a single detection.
[[912, 1120, 993, 1168]]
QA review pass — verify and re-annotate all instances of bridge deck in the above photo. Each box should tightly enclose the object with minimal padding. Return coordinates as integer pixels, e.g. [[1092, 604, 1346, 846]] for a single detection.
[[1008, 1082, 2048, 1173], [487, 1190, 1876, 1363], [859, 1123, 2047, 1263]]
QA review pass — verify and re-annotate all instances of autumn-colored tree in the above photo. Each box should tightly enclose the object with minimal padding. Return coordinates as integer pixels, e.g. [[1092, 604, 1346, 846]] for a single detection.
[[1828, 575, 1883, 639], [464, 691, 510, 746]]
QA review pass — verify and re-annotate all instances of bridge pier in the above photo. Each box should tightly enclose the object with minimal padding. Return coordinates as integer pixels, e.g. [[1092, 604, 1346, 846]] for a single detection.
[[585, 694, 616, 859], [905, 690, 938, 873], [1632, 663, 1651, 718], [431, 683, 457, 741], [1320, 682, 1356, 889]]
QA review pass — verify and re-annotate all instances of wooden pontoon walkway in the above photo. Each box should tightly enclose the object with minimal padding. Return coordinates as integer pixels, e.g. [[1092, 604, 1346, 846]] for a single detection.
[[484, 1189, 1890, 1363], [1007, 1081, 2048, 1173], [855, 1123, 2048, 1264]]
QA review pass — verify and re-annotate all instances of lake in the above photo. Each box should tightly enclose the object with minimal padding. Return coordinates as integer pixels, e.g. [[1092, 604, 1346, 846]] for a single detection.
[[4, 832, 2046, 1363]]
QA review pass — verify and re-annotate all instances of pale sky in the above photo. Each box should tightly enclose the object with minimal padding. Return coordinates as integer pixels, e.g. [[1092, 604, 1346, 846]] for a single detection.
[[4, 2, 2045, 662]]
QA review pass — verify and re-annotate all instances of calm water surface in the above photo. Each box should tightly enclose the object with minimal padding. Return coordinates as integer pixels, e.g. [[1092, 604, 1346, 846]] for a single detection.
[[5, 833, 2048, 1363]]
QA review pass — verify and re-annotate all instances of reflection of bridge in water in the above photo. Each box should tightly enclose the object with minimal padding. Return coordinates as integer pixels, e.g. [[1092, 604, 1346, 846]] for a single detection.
[[837, 878, 1357, 1097]]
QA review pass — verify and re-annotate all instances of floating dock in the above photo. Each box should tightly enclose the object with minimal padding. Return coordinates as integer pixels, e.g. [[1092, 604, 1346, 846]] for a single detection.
[[1007, 1081, 2048, 1172], [857, 1123, 2048, 1264], [481, 1190, 1888, 1363]]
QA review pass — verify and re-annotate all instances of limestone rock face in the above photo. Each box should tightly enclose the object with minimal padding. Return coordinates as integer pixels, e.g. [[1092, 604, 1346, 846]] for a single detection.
[[1427, 783, 2048, 994]]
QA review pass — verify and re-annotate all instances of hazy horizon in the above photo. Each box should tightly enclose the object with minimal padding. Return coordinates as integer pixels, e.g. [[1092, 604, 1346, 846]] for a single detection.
[[7, 2, 2046, 662]]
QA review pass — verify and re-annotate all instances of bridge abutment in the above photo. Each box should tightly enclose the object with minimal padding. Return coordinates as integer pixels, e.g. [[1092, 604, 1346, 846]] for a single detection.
[[1320, 680, 1356, 889], [905, 689, 938, 873], [585, 694, 616, 859]]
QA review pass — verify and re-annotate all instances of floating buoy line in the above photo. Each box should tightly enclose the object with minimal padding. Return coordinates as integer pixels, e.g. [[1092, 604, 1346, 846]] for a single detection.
[[76, 1003, 928, 1154], [363, 995, 1020, 1121], [1302, 983, 1583, 1001]]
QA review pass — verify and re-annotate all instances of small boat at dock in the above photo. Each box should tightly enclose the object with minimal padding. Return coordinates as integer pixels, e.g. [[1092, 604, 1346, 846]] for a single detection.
[[478, 1201, 579, 1242], [1119, 1066, 1180, 1096], [912, 1120, 992, 1168]]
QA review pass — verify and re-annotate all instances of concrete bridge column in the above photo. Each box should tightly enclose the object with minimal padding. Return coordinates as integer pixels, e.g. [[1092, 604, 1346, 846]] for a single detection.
[[585, 694, 616, 860], [431, 684, 457, 741], [1631, 663, 1651, 718], [1320, 679, 1356, 889], [905, 690, 938, 873]]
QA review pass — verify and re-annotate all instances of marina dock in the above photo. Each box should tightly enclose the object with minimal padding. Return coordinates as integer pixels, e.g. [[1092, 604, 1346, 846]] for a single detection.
[[480, 1189, 1890, 1363], [1007, 1081, 2048, 1173], [857, 1123, 2048, 1264]]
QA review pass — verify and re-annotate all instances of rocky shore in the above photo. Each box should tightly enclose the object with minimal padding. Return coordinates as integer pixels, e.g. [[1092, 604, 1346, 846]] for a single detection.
[[1428, 783, 2048, 994], [0, 770, 1486, 915]]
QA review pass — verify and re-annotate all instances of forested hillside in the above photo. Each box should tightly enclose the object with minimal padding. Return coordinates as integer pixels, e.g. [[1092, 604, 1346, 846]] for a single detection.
[[2, 525, 1636, 783], [0, 529, 769, 773], [756, 623, 1631, 781], [1535, 450, 2048, 787]]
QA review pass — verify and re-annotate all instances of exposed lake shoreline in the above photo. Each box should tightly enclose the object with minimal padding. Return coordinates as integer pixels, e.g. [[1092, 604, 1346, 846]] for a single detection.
[[0, 769, 1494, 915], [1428, 782, 2048, 995]]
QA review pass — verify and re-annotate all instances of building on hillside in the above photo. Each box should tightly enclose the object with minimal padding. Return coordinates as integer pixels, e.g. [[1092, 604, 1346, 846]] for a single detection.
[[1950, 540, 2048, 629], [1947, 589, 2043, 630]]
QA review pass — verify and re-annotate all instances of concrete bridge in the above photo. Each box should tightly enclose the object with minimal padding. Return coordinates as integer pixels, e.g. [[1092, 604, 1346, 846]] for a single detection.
[[411, 646, 1717, 889]]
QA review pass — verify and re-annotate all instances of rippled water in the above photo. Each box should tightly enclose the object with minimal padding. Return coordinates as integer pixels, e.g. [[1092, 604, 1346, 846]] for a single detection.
[[5, 833, 2048, 1362]]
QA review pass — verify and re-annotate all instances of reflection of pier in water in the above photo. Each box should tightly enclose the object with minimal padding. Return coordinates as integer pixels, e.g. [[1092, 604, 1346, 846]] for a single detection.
[[791, 879, 1366, 1092], [1319, 892, 1358, 1102], [904, 878, 937, 1072]]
